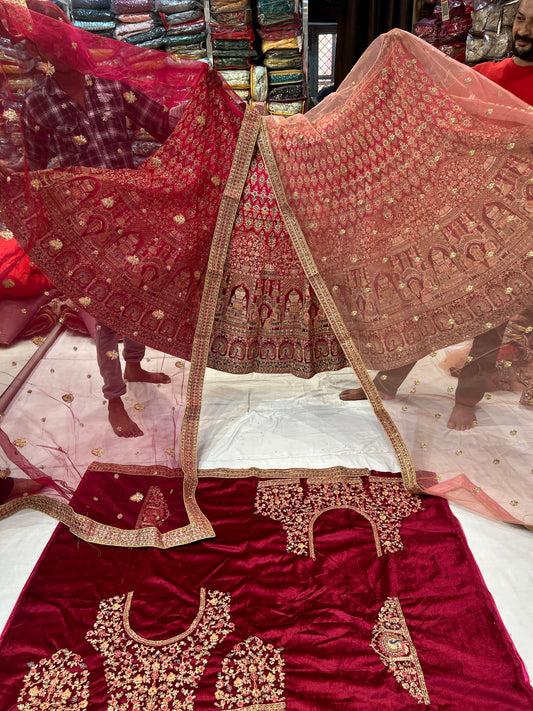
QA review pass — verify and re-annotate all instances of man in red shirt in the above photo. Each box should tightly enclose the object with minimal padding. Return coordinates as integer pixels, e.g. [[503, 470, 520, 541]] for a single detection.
[[340, 0, 533, 431]]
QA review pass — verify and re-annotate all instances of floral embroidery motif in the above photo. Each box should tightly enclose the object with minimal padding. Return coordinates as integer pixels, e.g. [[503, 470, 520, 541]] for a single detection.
[[135, 486, 170, 529], [255, 477, 421, 558], [370, 597, 430, 705], [17, 649, 90, 710], [86, 589, 234, 711], [215, 636, 285, 710]]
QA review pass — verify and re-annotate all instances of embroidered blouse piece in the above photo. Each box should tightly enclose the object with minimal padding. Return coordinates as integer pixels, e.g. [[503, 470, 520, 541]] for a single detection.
[[215, 636, 286, 710], [371, 598, 430, 706], [85, 589, 234, 711], [255, 477, 422, 558]]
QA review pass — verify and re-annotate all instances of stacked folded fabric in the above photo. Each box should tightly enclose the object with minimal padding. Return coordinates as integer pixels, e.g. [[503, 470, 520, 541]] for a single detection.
[[72, 0, 115, 37], [111, 0, 166, 48], [256, 0, 305, 115], [157, 0, 207, 60], [465, 0, 518, 64], [0, 39, 38, 171], [413, 0, 474, 64], [209, 0, 256, 75]]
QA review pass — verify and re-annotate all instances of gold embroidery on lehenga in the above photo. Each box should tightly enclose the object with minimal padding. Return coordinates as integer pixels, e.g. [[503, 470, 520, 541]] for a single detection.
[[17, 649, 90, 711], [370, 597, 430, 705], [135, 485, 170, 529], [255, 476, 421, 558], [86, 589, 234, 710], [215, 636, 286, 711]]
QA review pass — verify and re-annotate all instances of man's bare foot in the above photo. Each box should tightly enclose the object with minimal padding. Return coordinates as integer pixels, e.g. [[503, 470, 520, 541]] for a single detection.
[[339, 387, 394, 401], [447, 403, 476, 431], [108, 397, 143, 437], [123, 362, 171, 385]]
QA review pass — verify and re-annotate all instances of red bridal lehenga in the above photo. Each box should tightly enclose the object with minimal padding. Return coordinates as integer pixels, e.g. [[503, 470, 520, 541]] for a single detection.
[[1, 0, 533, 543]]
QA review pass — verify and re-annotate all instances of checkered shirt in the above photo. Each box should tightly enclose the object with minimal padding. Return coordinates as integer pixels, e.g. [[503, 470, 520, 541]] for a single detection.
[[21, 75, 171, 170]]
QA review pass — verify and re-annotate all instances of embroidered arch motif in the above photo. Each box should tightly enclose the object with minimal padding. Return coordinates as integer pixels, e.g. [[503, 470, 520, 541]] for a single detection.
[[370, 597, 430, 705], [255, 476, 422, 559], [308, 505, 382, 559]]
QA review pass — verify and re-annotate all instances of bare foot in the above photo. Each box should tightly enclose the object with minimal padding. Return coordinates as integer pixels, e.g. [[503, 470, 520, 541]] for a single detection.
[[108, 397, 143, 437], [124, 362, 171, 385], [339, 387, 394, 401], [447, 403, 476, 431]]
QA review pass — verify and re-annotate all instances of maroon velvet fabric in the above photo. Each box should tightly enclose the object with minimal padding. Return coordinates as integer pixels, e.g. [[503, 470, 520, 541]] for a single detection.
[[0, 470, 531, 709]]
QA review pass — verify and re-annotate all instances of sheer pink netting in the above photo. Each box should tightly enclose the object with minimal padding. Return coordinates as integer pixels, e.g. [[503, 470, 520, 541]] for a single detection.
[[1, 0, 532, 536]]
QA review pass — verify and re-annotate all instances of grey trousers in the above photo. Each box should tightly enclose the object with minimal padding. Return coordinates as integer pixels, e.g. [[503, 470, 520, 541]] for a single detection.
[[95, 322, 145, 400]]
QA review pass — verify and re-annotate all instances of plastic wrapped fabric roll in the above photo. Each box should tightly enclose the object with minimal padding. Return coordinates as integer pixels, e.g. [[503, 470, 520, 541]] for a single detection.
[[250, 64, 267, 101], [266, 99, 305, 115], [166, 21, 206, 35], [117, 13, 153, 22], [267, 82, 303, 101], [111, 0, 155, 13], [115, 19, 156, 39], [123, 26, 166, 43], [163, 8, 203, 24], [72, 8, 113, 21], [155, 0, 201, 11], [213, 55, 251, 68], [71, 0, 111, 8], [212, 39, 252, 51], [161, 31, 206, 46], [210, 8, 251, 26], [74, 20, 116, 30], [261, 36, 301, 53], [267, 69, 302, 85], [218, 69, 250, 89]]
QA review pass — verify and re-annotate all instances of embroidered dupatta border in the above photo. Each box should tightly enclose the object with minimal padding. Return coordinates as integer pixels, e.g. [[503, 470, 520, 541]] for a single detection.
[[257, 120, 420, 494], [0, 106, 263, 549]]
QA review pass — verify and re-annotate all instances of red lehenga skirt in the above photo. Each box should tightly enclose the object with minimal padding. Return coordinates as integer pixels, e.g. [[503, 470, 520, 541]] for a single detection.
[[1, 0, 533, 541]]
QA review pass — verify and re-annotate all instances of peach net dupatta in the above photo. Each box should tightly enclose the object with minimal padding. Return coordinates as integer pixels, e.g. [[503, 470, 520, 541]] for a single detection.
[[264, 30, 533, 526]]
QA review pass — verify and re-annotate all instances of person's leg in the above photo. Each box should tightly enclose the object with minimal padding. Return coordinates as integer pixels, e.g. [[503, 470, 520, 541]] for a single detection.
[[95, 323, 143, 437], [122, 337, 172, 386], [340, 362, 416, 401], [448, 322, 507, 430]]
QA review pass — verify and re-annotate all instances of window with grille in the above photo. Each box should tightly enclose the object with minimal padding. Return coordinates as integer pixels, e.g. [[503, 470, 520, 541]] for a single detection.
[[307, 23, 337, 106]]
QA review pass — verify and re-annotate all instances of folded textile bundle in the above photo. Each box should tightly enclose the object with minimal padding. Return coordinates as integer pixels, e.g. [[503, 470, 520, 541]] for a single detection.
[[213, 39, 252, 51], [167, 22, 206, 36], [210, 8, 251, 26], [210, 0, 249, 11], [71, 0, 111, 8], [213, 54, 251, 68], [162, 8, 203, 24], [162, 31, 206, 45], [209, 23, 254, 40], [267, 83, 303, 100], [263, 50, 302, 69], [155, 0, 201, 11], [117, 12, 153, 21], [74, 19, 116, 31], [111, 0, 154, 13], [72, 8, 114, 21], [250, 64, 267, 101], [114, 18, 156, 39], [266, 99, 304, 115], [123, 25, 165, 43], [267, 68, 302, 85], [262, 36, 301, 53], [218, 68, 250, 88]]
